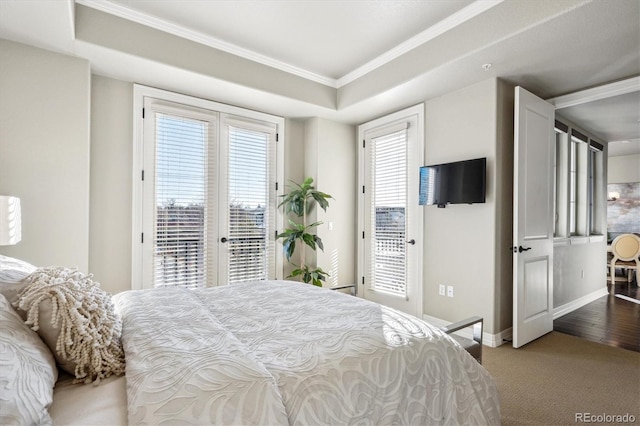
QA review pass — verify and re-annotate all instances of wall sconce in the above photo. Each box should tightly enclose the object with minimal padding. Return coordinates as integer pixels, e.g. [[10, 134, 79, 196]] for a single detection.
[[0, 195, 22, 245]]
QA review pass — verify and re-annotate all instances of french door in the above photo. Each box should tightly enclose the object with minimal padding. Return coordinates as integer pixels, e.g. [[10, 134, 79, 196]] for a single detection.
[[357, 105, 423, 317], [136, 93, 283, 289]]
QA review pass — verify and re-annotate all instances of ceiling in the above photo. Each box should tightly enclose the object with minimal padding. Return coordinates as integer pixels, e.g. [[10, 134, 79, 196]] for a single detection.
[[0, 0, 638, 147]]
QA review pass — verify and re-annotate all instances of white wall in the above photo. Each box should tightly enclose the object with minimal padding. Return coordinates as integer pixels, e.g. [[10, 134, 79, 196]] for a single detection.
[[89, 76, 133, 293], [0, 39, 91, 271], [608, 154, 640, 183], [554, 240, 606, 307]]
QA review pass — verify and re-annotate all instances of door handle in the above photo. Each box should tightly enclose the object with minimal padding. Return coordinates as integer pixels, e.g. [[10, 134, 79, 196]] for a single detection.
[[220, 237, 228, 243], [406, 239, 416, 245], [511, 245, 531, 253]]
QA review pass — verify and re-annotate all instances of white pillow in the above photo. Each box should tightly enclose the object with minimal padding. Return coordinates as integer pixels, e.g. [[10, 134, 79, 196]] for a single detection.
[[0, 255, 36, 283], [0, 255, 37, 308], [0, 293, 58, 426]]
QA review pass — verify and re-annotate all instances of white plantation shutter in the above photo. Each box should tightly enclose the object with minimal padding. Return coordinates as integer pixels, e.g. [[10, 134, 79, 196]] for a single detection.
[[367, 127, 409, 296], [153, 112, 214, 289], [221, 115, 277, 283]]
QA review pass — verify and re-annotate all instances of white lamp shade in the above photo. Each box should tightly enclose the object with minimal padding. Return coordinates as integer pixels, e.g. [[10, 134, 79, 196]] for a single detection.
[[0, 196, 22, 245]]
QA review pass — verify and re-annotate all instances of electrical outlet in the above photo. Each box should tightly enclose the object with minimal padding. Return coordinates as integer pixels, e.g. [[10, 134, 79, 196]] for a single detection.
[[447, 286, 454, 298], [439, 285, 445, 296]]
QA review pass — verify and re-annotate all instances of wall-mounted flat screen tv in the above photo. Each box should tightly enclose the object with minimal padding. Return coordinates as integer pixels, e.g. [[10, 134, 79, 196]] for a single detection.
[[419, 157, 486, 207]]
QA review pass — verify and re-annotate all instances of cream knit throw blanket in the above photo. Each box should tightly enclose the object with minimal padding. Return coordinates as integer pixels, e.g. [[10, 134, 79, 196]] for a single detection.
[[16, 266, 125, 384]]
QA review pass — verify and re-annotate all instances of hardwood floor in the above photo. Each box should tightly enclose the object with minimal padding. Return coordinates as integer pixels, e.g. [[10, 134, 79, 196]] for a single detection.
[[554, 281, 639, 352]]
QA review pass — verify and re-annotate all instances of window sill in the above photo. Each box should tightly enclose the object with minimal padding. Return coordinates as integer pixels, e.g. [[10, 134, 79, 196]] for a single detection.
[[554, 235, 604, 247], [554, 238, 570, 247], [589, 234, 605, 243], [570, 236, 590, 245]]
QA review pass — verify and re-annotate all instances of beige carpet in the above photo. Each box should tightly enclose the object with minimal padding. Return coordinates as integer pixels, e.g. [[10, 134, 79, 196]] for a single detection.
[[482, 332, 640, 425]]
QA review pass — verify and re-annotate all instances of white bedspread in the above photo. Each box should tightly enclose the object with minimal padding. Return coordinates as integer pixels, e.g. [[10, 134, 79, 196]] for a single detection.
[[114, 280, 499, 425]]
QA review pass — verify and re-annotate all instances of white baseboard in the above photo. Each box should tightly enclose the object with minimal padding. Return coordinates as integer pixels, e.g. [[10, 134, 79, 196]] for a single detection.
[[553, 287, 609, 320], [491, 327, 512, 347], [422, 314, 508, 348], [423, 287, 608, 349]]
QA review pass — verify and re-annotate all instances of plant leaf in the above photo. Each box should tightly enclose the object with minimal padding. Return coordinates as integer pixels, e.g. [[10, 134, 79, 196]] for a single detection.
[[302, 177, 314, 189], [288, 268, 303, 277], [311, 191, 332, 211], [283, 239, 296, 261], [302, 233, 317, 250]]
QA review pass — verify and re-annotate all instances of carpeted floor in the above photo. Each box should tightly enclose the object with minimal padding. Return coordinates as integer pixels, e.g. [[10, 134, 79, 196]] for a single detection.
[[482, 332, 640, 425]]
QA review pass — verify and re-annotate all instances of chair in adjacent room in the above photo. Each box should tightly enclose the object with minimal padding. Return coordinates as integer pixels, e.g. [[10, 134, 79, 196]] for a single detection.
[[608, 233, 640, 287]]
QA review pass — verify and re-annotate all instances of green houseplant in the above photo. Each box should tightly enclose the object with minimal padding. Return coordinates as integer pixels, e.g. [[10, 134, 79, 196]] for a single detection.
[[277, 177, 333, 286]]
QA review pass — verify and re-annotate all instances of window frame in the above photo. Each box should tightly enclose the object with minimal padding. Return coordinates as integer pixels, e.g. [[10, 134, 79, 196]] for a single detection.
[[553, 119, 604, 241], [131, 84, 285, 290]]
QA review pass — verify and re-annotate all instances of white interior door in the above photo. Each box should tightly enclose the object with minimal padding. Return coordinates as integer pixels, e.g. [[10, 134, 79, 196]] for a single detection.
[[513, 86, 555, 348]]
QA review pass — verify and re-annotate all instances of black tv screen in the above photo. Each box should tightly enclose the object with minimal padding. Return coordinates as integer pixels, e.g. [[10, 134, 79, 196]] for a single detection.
[[419, 157, 486, 207]]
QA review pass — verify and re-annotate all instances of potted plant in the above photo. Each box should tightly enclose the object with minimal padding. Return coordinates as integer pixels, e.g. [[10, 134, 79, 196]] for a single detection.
[[277, 177, 333, 286]]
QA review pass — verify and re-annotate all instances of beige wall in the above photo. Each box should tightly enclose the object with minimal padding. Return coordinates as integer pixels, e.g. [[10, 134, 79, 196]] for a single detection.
[[608, 154, 640, 184], [422, 78, 500, 334], [89, 76, 133, 293], [304, 118, 357, 287], [0, 39, 91, 272], [494, 79, 515, 333], [283, 118, 305, 278]]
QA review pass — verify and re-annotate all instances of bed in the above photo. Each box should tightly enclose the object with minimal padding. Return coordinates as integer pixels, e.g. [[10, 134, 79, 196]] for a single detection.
[[1, 255, 500, 425]]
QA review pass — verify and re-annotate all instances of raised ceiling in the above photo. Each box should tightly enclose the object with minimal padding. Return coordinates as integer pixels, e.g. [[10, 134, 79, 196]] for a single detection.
[[0, 0, 638, 143], [103, 0, 478, 83]]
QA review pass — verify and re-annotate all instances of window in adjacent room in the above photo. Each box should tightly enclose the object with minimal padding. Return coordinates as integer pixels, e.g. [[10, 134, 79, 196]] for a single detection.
[[588, 141, 604, 235], [553, 119, 603, 239], [554, 122, 569, 237]]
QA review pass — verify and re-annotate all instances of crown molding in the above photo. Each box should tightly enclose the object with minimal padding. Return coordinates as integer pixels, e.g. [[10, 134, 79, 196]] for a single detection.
[[336, 0, 504, 87], [76, 0, 503, 90], [548, 76, 640, 109], [76, 0, 338, 88]]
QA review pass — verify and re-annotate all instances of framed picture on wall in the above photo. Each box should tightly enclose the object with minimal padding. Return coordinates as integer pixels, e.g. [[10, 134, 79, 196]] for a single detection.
[[607, 182, 640, 242]]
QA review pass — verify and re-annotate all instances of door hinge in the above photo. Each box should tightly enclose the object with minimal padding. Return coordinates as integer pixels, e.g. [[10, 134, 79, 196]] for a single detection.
[[362, 185, 365, 194], [275, 182, 278, 191], [275, 230, 278, 238], [141, 170, 144, 181], [141, 233, 144, 243], [362, 139, 365, 148], [362, 276, 365, 285], [362, 231, 365, 239], [142, 108, 145, 119], [276, 133, 279, 142]]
